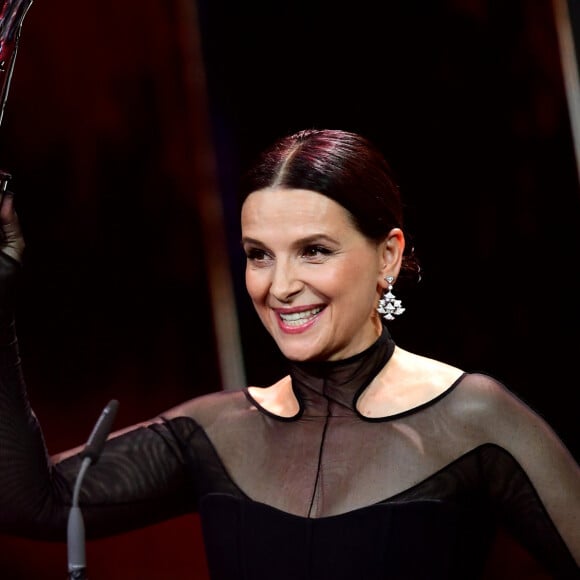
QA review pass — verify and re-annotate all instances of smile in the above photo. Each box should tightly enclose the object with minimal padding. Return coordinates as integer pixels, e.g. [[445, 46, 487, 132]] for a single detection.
[[279, 307, 323, 327]]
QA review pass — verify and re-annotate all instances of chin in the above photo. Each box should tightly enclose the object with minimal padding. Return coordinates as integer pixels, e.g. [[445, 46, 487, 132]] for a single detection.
[[275, 336, 329, 362], [282, 351, 315, 362], [276, 343, 312, 361]]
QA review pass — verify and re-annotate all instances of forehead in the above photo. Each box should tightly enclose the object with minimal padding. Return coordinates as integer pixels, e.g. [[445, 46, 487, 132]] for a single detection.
[[241, 188, 353, 235]]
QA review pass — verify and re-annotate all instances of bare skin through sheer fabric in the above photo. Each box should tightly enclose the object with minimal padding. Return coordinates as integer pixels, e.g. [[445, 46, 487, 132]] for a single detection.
[[0, 309, 578, 578]]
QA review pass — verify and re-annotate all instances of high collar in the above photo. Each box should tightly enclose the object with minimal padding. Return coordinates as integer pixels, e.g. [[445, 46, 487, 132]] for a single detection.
[[287, 324, 395, 417]]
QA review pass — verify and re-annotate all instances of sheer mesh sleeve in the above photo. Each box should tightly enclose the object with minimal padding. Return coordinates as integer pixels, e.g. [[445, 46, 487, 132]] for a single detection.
[[466, 374, 580, 566], [0, 253, 202, 539], [0, 329, 200, 541]]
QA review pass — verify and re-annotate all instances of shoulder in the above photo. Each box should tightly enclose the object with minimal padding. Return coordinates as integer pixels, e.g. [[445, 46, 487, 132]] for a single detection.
[[157, 388, 252, 427], [440, 372, 570, 454], [364, 347, 537, 425], [450, 372, 536, 420], [359, 347, 465, 417], [386, 347, 526, 416], [246, 376, 298, 418], [388, 347, 465, 392]]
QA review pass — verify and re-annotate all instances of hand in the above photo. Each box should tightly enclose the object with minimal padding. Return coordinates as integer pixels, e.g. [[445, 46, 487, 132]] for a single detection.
[[0, 191, 25, 263]]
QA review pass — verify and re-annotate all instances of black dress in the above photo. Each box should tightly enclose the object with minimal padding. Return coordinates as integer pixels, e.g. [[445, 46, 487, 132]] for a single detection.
[[0, 257, 578, 579]]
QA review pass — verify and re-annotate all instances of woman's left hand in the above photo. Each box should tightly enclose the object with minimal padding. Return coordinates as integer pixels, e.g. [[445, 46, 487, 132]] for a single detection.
[[0, 192, 25, 263]]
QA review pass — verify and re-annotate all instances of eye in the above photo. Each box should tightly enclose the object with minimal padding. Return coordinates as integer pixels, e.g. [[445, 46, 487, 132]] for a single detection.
[[302, 245, 333, 260], [245, 246, 272, 264]]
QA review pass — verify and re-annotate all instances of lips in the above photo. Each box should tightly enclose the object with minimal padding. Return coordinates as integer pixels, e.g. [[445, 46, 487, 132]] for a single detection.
[[278, 307, 323, 327]]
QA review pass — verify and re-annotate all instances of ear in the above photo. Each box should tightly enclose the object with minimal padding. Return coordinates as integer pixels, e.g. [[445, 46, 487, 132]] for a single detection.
[[377, 228, 405, 288]]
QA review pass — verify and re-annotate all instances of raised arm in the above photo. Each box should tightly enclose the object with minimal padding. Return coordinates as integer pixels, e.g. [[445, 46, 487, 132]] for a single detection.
[[0, 192, 198, 540]]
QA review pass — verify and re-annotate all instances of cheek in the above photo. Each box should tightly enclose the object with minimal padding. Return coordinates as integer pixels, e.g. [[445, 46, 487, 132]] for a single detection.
[[245, 268, 266, 304], [344, 251, 377, 281], [342, 258, 382, 303]]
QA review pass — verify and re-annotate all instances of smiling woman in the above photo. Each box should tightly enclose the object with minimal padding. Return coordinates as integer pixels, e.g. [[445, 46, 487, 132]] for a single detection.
[[241, 187, 399, 360], [0, 128, 578, 579]]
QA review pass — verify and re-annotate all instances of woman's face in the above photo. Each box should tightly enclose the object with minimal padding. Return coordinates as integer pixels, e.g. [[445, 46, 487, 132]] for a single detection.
[[241, 188, 402, 361]]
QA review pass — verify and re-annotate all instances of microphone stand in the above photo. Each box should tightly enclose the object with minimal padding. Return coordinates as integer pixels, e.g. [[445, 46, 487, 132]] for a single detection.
[[67, 399, 119, 580], [67, 458, 91, 580]]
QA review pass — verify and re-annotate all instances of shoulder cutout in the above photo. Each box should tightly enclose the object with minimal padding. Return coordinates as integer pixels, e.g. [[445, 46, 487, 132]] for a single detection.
[[247, 376, 299, 418], [357, 346, 465, 418]]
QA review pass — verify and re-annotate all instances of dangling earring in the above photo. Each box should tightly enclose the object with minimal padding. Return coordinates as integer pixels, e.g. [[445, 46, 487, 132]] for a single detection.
[[377, 276, 405, 320]]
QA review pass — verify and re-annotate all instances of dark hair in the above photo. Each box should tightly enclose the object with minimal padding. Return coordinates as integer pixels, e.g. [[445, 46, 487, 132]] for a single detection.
[[240, 128, 420, 282]]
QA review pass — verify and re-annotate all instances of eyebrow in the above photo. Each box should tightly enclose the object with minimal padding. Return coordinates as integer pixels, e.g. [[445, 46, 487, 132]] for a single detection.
[[240, 233, 339, 247]]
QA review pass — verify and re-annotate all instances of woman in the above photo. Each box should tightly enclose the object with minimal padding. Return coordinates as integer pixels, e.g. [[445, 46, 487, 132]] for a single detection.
[[0, 129, 578, 579]]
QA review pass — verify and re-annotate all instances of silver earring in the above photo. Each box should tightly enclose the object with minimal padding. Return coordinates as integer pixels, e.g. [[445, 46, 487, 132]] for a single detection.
[[377, 276, 405, 320]]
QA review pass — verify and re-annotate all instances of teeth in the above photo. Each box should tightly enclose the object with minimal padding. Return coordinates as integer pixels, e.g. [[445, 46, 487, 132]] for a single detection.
[[279, 307, 322, 326]]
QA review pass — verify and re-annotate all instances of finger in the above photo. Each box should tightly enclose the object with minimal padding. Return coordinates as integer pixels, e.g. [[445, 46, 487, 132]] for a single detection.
[[0, 192, 25, 263], [0, 191, 15, 224]]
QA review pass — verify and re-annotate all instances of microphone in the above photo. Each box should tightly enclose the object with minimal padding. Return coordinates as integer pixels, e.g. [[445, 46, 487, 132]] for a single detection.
[[67, 399, 119, 579], [81, 399, 120, 464]]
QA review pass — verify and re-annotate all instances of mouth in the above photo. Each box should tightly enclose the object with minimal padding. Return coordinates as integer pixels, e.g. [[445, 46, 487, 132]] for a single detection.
[[278, 306, 324, 327]]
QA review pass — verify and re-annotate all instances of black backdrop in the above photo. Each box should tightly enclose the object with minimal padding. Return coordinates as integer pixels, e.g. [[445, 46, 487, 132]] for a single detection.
[[200, 0, 580, 456], [0, 0, 578, 578]]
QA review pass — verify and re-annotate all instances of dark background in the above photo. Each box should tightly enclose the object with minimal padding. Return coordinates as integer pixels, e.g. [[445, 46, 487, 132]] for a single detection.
[[0, 0, 578, 578]]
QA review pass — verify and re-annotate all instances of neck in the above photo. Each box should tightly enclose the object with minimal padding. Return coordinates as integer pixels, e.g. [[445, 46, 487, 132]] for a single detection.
[[287, 324, 395, 414]]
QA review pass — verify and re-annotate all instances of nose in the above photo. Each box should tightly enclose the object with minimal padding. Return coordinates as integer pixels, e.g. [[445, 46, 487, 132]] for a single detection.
[[270, 262, 303, 303]]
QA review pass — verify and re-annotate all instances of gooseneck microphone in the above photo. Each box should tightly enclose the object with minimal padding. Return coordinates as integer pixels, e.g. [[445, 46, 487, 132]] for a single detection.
[[67, 399, 119, 580]]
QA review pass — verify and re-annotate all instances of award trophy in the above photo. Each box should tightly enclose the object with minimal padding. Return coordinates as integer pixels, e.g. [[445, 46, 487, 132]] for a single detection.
[[0, 0, 33, 192]]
